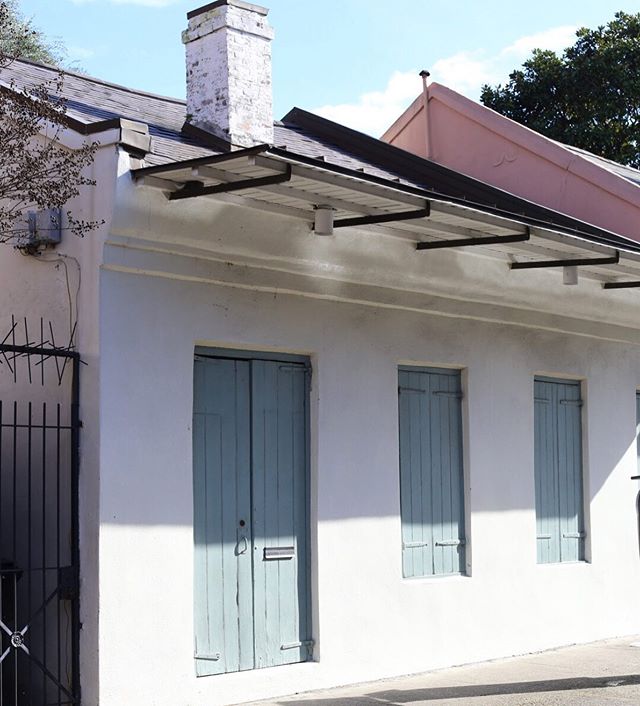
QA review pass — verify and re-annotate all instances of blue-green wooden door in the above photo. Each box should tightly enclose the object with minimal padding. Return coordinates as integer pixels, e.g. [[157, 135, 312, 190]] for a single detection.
[[534, 377, 585, 563], [251, 361, 311, 668], [193, 354, 310, 676]]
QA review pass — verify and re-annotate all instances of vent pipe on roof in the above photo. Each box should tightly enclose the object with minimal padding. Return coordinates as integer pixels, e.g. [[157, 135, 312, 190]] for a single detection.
[[419, 69, 431, 160], [183, 0, 274, 148]]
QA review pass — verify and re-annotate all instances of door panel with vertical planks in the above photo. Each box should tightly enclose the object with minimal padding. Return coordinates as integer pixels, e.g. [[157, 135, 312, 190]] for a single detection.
[[193, 352, 311, 676], [193, 357, 253, 676]]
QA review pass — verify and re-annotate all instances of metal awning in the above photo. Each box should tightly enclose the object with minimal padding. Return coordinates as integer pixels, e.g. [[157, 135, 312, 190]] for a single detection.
[[132, 145, 640, 289]]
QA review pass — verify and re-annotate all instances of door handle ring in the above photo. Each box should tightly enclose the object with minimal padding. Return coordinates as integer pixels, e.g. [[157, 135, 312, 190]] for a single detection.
[[237, 535, 248, 555]]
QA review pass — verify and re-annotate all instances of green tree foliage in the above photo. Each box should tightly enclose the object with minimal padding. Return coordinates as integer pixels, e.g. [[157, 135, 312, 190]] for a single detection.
[[481, 12, 640, 167], [0, 0, 64, 66]]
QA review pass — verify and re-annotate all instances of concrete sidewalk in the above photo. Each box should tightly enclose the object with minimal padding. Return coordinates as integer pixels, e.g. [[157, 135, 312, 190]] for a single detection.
[[244, 637, 640, 705]]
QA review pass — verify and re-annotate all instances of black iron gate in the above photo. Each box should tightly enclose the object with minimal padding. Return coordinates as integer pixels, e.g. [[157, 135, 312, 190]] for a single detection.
[[0, 318, 80, 705]]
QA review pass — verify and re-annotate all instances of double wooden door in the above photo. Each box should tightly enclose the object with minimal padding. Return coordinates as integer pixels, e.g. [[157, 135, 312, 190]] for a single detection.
[[192, 353, 311, 676]]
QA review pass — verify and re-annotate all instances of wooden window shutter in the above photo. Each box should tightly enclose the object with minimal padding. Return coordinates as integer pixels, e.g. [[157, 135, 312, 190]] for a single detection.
[[534, 377, 585, 564], [398, 367, 466, 577]]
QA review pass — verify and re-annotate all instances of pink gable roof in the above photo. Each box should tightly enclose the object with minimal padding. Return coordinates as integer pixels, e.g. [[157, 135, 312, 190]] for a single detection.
[[382, 83, 640, 242]]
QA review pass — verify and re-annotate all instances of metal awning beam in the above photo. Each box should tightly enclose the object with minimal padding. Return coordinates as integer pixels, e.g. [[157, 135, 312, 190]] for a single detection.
[[335, 207, 430, 229], [132, 154, 640, 287], [417, 229, 530, 251], [511, 251, 619, 270], [402, 217, 504, 240], [194, 165, 402, 217], [168, 166, 292, 201], [429, 200, 526, 234], [603, 280, 640, 289], [192, 164, 433, 227], [252, 155, 427, 208]]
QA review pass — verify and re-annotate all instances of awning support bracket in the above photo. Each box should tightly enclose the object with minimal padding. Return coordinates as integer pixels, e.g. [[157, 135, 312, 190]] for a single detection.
[[334, 206, 430, 229], [603, 280, 640, 290], [417, 228, 530, 251], [169, 165, 292, 201], [511, 251, 619, 270]]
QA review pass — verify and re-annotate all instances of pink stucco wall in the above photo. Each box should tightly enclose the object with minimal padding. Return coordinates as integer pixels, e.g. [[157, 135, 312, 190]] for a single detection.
[[382, 84, 640, 242]]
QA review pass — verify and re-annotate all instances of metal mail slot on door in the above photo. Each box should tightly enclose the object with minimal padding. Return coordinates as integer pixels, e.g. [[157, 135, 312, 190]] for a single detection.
[[264, 546, 295, 560]]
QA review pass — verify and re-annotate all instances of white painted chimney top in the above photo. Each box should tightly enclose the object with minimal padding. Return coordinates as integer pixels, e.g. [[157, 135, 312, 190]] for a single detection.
[[183, 0, 274, 148]]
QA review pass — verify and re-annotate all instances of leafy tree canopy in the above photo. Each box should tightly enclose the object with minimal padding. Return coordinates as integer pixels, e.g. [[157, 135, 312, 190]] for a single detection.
[[0, 0, 64, 66], [481, 12, 640, 167], [0, 1, 98, 246]]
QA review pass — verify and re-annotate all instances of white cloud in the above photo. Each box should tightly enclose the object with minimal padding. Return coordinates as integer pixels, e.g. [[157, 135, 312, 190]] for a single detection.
[[312, 24, 578, 136], [67, 45, 95, 60], [69, 0, 179, 6], [313, 70, 423, 138], [502, 25, 578, 58], [431, 50, 496, 96], [430, 24, 578, 98]]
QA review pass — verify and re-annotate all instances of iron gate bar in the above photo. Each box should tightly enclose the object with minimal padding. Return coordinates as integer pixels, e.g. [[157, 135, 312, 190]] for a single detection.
[[0, 345, 80, 360], [27, 400, 31, 698], [334, 207, 430, 228], [0, 323, 81, 706], [510, 251, 620, 269], [603, 280, 640, 289], [417, 228, 530, 250], [70, 354, 80, 704], [168, 165, 293, 201]]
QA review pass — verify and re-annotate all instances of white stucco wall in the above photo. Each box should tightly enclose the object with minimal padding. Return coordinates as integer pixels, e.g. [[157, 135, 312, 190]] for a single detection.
[[0, 133, 120, 705], [96, 178, 640, 705]]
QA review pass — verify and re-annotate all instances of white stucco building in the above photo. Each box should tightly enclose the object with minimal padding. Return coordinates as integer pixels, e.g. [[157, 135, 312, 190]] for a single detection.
[[2, 2, 640, 705]]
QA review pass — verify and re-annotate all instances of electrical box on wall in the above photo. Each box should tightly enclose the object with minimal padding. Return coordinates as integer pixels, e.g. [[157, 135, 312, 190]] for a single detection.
[[20, 208, 62, 250]]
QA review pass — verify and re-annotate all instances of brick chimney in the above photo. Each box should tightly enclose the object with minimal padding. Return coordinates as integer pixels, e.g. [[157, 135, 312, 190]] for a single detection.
[[183, 0, 274, 147]]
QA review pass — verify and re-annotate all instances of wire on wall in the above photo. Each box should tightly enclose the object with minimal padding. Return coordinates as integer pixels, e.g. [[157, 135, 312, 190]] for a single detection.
[[25, 251, 81, 348]]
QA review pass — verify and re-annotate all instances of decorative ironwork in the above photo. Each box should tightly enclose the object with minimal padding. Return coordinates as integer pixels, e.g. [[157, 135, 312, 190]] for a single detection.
[[0, 317, 80, 704], [0, 316, 79, 386]]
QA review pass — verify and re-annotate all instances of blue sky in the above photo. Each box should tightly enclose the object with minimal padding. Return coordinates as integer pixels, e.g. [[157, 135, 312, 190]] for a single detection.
[[19, 0, 640, 135]]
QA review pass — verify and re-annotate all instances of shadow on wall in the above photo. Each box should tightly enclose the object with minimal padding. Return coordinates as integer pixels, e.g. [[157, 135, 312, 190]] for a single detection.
[[98, 271, 640, 526], [277, 674, 640, 704]]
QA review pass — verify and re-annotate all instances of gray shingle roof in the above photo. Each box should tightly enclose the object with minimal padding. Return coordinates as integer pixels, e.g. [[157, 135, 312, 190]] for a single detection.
[[1, 59, 185, 129], [0, 58, 218, 164], [0, 59, 428, 177], [3, 58, 639, 251]]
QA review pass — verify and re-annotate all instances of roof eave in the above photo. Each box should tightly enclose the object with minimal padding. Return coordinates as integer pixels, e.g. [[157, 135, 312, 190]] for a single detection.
[[425, 82, 640, 206], [130, 143, 640, 257]]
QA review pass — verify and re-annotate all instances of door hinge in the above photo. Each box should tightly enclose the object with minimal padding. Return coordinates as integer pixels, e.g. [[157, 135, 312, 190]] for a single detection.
[[195, 651, 221, 661], [402, 540, 429, 549], [281, 639, 314, 651]]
